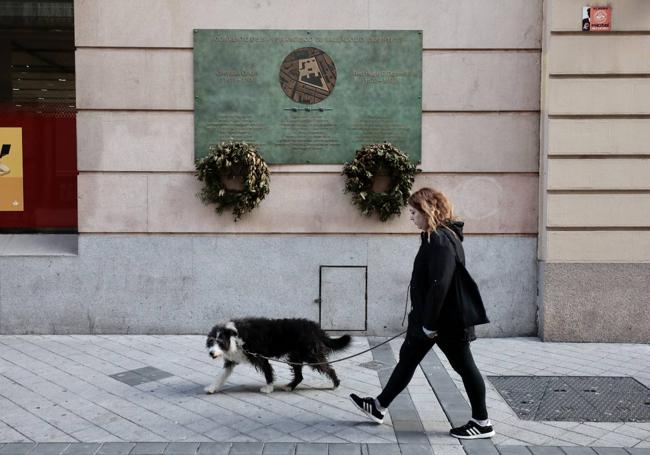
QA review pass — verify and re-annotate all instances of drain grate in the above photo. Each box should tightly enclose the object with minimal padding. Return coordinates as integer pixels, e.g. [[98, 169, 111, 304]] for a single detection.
[[488, 376, 650, 422], [359, 360, 385, 371], [109, 366, 173, 386]]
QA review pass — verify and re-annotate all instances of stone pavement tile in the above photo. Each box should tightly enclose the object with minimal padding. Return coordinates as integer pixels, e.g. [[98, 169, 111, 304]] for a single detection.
[[0, 396, 75, 442], [130, 444, 168, 455], [559, 448, 598, 454], [260, 443, 296, 455], [294, 443, 327, 455], [593, 448, 629, 455], [195, 443, 231, 455], [247, 428, 289, 441], [510, 422, 578, 441], [69, 427, 121, 443], [391, 421, 423, 433], [203, 426, 241, 441], [569, 426, 614, 440], [593, 434, 642, 447], [358, 437, 396, 445], [230, 443, 264, 455], [627, 449, 650, 455], [461, 440, 499, 455], [393, 431, 428, 446], [529, 447, 564, 455], [184, 420, 220, 434], [310, 422, 344, 436], [428, 446, 465, 455], [496, 446, 531, 455], [61, 444, 101, 455], [616, 426, 650, 440], [494, 436, 528, 446], [289, 428, 330, 443], [544, 440, 579, 447], [365, 444, 399, 455], [96, 443, 136, 455], [332, 428, 386, 445], [585, 424, 625, 433], [421, 420, 452, 433], [327, 444, 361, 455], [554, 431, 598, 447], [263, 437, 303, 444], [491, 426, 551, 446], [425, 434, 458, 446], [163, 444, 199, 455], [395, 444, 430, 455], [0, 421, 31, 442], [311, 437, 349, 444], [30, 444, 71, 455], [228, 436, 259, 443], [0, 444, 37, 455]]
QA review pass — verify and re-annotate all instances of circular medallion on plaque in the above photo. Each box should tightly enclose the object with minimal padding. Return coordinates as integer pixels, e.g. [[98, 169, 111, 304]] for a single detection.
[[279, 47, 336, 104]]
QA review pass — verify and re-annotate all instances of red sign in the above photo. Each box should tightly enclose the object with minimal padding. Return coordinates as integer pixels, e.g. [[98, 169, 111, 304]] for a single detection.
[[582, 6, 612, 32], [0, 108, 77, 232]]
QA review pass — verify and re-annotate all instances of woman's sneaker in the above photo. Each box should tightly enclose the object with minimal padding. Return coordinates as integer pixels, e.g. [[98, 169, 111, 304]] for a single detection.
[[449, 420, 495, 439], [349, 393, 385, 424]]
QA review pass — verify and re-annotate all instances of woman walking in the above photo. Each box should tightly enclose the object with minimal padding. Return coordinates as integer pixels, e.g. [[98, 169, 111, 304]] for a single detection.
[[350, 187, 494, 439]]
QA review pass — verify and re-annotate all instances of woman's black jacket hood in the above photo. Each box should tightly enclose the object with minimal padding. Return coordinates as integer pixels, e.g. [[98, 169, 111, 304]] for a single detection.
[[444, 219, 465, 242]]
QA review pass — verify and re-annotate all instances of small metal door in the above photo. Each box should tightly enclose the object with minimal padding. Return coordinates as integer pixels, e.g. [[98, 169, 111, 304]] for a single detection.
[[319, 265, 367, 331]]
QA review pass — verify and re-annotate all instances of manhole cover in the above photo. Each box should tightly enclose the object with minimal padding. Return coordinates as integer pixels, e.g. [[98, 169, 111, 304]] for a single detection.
[[488, 376, 650, 422], [359, 360, 385, 371], [109, 366, 173, 386]]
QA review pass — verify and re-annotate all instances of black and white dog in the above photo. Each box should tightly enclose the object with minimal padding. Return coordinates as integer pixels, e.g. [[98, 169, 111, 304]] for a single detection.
[[205, 317, 351, 394]]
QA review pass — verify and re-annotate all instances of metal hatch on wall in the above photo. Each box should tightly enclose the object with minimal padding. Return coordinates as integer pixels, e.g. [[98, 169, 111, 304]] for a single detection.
[[318, 265, 367, 331]]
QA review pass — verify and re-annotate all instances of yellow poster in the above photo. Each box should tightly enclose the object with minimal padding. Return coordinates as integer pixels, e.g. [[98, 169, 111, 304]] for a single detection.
[[0, 127, 24, 211]]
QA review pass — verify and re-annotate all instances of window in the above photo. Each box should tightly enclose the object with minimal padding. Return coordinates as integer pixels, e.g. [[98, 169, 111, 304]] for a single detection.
[[0, 0, 76, 233]]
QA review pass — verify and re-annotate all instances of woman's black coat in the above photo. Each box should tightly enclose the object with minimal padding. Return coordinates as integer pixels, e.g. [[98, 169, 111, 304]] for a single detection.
[[407, 220, 476, 342]]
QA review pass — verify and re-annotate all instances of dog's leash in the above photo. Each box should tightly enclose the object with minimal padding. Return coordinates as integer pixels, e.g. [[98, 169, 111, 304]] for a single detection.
[[238, 330, 407, 367]]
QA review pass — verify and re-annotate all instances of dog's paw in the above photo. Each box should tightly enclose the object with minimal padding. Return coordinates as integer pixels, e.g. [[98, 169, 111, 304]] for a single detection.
[[279, 384, 294, 392], [260, 385, 274, 394], [204, 385, 219, 394]]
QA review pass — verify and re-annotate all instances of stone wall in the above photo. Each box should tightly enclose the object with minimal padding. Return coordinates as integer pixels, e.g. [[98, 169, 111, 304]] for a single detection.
[[538, 0, 650, 341], [0, 0, 542, 334]]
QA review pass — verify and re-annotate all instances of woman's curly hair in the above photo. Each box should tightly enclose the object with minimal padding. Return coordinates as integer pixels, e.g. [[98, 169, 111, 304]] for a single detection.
[[407, 187, 456, 232]]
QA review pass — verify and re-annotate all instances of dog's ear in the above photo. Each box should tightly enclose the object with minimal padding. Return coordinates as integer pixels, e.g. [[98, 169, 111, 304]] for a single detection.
[[224, 321, 238, 337]]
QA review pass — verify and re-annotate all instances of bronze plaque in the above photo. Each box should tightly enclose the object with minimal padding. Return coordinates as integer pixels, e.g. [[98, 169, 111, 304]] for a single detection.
[[194, 30, 422, 164]]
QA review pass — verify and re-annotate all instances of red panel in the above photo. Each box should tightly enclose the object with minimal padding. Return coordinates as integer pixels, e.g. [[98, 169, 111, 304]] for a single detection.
[[0, 108, 77, 232]]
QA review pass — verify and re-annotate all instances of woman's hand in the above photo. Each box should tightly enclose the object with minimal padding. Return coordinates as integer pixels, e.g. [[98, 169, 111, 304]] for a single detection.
[[422, 326, 438, 339]]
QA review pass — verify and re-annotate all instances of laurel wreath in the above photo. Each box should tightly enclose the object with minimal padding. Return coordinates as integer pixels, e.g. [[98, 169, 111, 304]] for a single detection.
[[342, 143, 419, 221], [195, 141, 270, 221]]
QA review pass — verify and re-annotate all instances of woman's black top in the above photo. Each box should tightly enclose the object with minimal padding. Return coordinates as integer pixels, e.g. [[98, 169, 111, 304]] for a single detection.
[[406, 220, 476, 342]]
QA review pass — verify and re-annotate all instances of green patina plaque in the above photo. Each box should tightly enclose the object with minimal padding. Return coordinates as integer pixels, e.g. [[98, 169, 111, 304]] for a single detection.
[[194, 30, 422, 164]]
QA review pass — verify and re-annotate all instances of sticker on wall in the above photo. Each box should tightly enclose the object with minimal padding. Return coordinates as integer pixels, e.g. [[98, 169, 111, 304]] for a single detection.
[[582, 6, 612, 32], [0, 127, 24, 211]]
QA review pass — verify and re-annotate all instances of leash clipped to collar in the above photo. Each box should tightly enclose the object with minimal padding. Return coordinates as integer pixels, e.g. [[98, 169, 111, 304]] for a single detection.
[[240, 331, 407, 367]]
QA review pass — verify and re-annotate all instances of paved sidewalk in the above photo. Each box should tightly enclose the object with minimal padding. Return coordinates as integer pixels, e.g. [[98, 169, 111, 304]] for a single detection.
[[0, 335, 648, 455], [440, 338, 650, 449]]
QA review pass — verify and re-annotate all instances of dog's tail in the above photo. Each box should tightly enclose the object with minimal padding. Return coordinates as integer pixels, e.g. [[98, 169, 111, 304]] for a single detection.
[[323, 334, 352, 351]]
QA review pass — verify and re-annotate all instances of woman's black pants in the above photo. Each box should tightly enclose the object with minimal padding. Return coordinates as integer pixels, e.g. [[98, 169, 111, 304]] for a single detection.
[[376, 334, 488, 420]]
